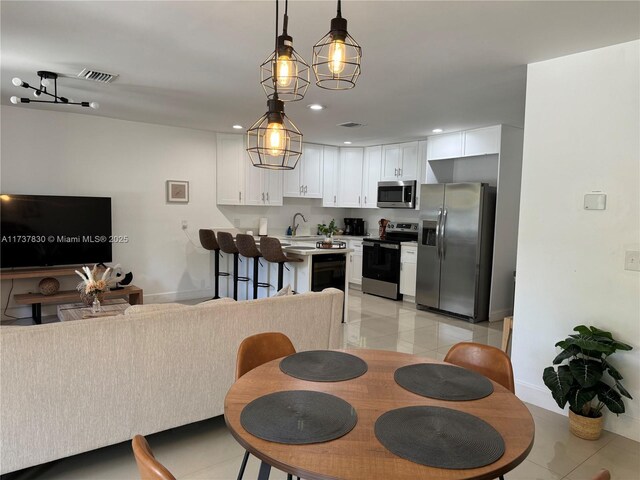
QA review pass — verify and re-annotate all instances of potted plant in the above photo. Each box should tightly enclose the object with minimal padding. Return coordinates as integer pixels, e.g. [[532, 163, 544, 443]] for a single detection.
[[317, 219, 339, 245], [543, 325, 633, 440]]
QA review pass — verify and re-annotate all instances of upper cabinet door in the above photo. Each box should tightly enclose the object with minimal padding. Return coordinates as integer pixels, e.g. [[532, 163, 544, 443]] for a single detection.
[[283, 164, 302, 197], [337, 148, 364, 208], [244, 161, 264, 205], [265, 169, 283, 206], [362, 146, 382, 208], [381, 144, 402, 180], [322, 146, 339, 207], [301, 144, 323, 198], [216, 134, 246, 205], [463, 126, 501, 157], [398, 142, 419, 180], [426, 132, 463, 160]]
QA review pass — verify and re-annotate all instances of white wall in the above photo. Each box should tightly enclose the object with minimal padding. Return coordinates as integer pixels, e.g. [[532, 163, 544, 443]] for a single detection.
[[512, 40, 640, 441], [0, 106, 234, 317]]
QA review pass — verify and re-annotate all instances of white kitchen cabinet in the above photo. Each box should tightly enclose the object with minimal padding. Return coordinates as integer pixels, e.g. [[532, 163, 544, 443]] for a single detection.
[[322, 146, 339, 207], [381, 142, 419, 180], [244, 159, 284, 206], [337, 147, 364, 207], [400, 244, 417, 298], [463, 126, 501, 157], [216, 133, 246, 205], [284, 143, 323, 198], [426, 132, 463, 161], [362, 146, 382, 208], [348, 239, 363, 285]]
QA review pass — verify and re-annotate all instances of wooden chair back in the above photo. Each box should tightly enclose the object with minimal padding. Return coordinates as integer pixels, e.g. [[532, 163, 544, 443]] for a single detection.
[[132, 435, 176, 480], [236, 332, 296, 380], [444, 342, 515, 393]]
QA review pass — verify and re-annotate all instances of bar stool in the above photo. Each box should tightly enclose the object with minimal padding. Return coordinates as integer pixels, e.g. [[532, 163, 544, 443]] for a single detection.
[[259, 237, 303, 292], [235, 234, 271, 299], [198, 229, 230, 300], [216, 232, 250, 300]]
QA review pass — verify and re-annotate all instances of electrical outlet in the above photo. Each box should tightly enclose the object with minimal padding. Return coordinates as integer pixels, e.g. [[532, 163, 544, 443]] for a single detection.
[[625, 251, 640, 271], [181, 220, 188, 230]]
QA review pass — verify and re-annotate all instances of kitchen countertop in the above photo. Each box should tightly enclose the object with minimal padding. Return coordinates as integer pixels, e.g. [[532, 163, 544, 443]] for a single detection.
[[283, 246, 354, 256]]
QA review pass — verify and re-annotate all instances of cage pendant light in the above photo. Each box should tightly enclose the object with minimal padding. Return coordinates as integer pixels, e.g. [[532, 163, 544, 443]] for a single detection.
[[312, 0, 362, 90], [260, 0, 310, 102], [247, 0, 303, 170]]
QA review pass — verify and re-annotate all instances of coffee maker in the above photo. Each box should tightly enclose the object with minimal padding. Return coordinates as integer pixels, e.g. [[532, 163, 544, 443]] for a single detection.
[[344, 218, 365, 236]]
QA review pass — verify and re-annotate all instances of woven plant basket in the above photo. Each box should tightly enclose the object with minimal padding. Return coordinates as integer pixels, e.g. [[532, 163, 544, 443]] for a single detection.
[[569, 409, 603, 440]]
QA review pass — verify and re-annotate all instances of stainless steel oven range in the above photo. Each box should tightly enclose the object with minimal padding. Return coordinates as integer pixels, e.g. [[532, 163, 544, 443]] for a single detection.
[[362, 222, 418, 300]]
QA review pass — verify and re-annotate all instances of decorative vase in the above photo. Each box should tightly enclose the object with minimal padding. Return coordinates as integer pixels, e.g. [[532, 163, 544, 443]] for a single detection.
[[80, 290, 105, 306], [569, 409, 603, 440], [39, 277, 60, 296], [323, 235, 333, 246], [91, 296, 102, 314]]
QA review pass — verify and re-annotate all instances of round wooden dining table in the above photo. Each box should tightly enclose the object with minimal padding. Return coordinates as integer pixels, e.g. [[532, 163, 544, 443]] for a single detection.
[[224, 349, 535, 480]]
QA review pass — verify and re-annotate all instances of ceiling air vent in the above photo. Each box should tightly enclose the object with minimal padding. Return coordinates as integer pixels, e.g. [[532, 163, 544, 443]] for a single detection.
[[337, 122, 365, 128], [77, 68, 119, 83]]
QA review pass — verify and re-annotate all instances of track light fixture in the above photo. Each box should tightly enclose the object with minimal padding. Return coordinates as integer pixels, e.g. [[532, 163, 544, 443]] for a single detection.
[[247, 0, 303, 170], [9, 71, 99, 109], [260, 0, 309, 102], [312, 0, 362, 90]]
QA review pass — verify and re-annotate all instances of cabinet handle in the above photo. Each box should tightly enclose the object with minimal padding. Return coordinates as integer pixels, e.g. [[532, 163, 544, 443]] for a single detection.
[[300, 185, 303, 194], [262, 192, 265, 202], [394, 168, 398, 176], [334, 195, 336, 203], [358, 195, 361, 205], [364, 195, 367, 204], [266, 192, 269, 202], [399, 168, 402, 177], [305, 185, 308, 194], [239, 191, 242, 202]]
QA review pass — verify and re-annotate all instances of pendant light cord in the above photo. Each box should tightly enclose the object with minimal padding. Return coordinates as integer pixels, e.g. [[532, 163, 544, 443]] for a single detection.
[[337, 0, 342, 18], [274, 0, 279, 97], [283, 0, 289, 35]]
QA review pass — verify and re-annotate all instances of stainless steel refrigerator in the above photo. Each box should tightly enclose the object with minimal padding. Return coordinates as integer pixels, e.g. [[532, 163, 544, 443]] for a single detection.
[[416, 183, 496, 323]]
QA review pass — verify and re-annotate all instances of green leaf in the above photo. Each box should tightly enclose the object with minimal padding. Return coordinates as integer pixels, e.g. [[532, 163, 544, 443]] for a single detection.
[[569, 387, 597, 412], [588, 326, 613, 339], [553, 345, 580, 364], [596, 383, 625, 414], [609, 340, 633, 351], [603, 359, 623, 381], [564, 335, 615, 354], [543, 366, 573, 408], [615, 380, 633, 400], [569, 359, 603, 387], [573, 325, 592, 336]]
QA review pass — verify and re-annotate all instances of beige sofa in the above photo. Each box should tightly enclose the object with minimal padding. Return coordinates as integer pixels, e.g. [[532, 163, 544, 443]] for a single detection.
[[0, 288, 344, 474]]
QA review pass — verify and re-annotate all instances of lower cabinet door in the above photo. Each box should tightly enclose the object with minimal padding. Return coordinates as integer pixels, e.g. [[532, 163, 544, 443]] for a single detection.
[[400, 262, 417, 297], [350, 253, 363, 285]]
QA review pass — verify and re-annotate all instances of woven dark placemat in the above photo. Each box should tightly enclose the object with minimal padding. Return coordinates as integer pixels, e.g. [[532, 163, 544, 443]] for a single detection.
[[375, 406, 505, 469], [280, 350, 368, 382], [240, 390, 357, 445], [395, 363, 494, 401]]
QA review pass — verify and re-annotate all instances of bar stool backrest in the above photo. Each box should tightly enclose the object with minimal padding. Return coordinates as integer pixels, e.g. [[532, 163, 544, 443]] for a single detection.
[[199, 229, 220, 251], [236, 234, 262, 259], [217, 231, 238, 255], [260, 236, 289, 263]]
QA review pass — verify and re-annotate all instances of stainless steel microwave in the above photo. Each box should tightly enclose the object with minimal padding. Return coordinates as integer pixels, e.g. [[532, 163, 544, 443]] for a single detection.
[[377, 180, 417, 208]]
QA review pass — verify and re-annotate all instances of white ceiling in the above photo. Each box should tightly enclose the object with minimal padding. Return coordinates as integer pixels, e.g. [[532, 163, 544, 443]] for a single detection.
[[1, 1, 639, 146]]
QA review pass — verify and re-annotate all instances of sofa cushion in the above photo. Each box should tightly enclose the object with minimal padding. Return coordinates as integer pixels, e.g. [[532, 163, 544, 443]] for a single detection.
[[124, 303, 187, 315]]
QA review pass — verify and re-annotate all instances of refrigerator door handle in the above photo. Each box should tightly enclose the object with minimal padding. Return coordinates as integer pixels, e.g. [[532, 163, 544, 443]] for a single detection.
[[441, 208, 448, 259], [435, 208, 443, 258]]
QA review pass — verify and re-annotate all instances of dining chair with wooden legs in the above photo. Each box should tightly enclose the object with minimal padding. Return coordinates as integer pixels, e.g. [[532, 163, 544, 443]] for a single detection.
[[444, 342, 516, 393], [235, 332, 298, 480], [132, 435, 176, 480]]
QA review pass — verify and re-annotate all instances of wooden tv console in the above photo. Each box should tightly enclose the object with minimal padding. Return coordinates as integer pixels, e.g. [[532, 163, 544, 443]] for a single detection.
[[1, 266, 143, 324]]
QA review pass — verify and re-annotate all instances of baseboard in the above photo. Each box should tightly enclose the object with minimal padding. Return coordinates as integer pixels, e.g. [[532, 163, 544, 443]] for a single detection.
[[489, 308, 512, 322], [516, 379, 640, 442]]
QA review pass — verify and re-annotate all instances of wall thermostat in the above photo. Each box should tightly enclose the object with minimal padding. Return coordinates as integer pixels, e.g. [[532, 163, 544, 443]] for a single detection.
[[584, 193, 606, 210]]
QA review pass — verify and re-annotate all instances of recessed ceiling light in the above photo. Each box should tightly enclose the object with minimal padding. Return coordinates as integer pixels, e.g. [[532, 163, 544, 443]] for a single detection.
[[232, 125, 243, 129], [308, 104, 325, 111], [432, 128, 443, 133], [343, 141, 352, 145]]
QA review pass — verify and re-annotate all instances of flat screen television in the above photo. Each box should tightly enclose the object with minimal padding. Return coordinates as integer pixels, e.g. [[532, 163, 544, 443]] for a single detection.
[[1, 194, 112, 268]]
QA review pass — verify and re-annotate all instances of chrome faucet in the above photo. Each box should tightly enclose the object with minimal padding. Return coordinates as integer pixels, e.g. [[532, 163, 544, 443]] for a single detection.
[[291, 212, 307, 236]]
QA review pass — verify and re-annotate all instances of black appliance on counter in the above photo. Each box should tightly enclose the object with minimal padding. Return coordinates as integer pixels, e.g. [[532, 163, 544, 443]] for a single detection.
[[362, 222, 418, 300], [343, 218, 365, 236]]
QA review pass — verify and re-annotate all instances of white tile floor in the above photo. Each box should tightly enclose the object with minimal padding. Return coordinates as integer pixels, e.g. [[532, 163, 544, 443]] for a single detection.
[[4, 290, 639, 480]]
